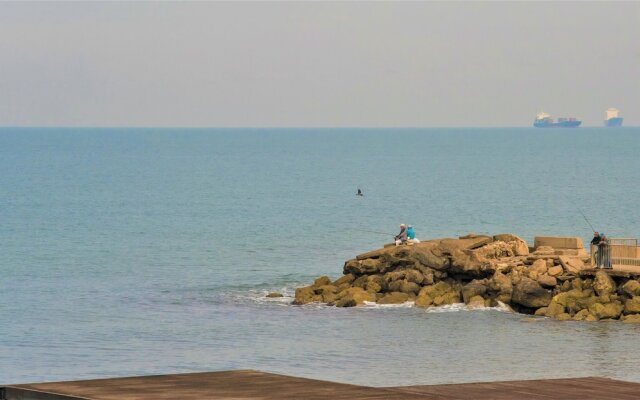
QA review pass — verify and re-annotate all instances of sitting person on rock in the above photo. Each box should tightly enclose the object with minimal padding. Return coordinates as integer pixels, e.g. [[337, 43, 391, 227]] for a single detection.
[[395, 224, 408, 246], [407, 225, 420, 243]]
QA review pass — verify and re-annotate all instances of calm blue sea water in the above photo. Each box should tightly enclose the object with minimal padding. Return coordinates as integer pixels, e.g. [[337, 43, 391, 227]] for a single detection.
[[1, 127, 640, 386]]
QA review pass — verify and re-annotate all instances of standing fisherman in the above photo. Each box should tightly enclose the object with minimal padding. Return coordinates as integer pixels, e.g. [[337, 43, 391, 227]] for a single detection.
[[597, 233, 612, 270], [590, 231, 601, 246], [591, 232, 601, 266]]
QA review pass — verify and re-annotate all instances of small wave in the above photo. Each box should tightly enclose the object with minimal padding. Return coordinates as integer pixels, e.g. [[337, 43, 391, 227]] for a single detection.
[[225, 287, 296, 306], [361, 301, 415, 308], [422, 301, 513, 313]]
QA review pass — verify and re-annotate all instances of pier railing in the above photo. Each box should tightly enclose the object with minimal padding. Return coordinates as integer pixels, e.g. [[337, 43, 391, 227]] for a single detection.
[[590, 238, 640, 268]]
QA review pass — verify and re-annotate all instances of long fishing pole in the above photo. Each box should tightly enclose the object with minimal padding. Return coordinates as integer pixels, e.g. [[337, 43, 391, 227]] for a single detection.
[[578, 208, 596, 233], [354, 228, 395, 237]]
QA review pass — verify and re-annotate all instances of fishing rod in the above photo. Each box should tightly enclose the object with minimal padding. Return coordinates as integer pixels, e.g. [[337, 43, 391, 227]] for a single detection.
[[578, 208, 596, 233], [354, 228, 395, 237]]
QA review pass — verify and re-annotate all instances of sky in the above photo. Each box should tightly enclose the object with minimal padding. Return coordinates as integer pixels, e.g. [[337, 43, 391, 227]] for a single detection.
[[0, 2, 638, 128]]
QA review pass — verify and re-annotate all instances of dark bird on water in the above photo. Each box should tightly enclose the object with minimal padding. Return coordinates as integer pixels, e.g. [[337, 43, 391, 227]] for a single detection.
[[356, 188, 363, 197]]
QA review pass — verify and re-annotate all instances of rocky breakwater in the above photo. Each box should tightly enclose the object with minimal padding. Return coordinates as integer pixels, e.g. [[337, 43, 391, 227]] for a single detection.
[[293, 234, 640, 323]]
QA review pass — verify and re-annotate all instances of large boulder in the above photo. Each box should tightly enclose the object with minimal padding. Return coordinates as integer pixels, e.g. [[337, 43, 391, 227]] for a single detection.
[[462, 280, 488, 304], [588, 301, 624, 319], [343, 258, 384, 276], [383, 269, 424, 285], [315, 285, 338, 304], [378, 292, 410, 304], [471, 241, 516, 264], [572, 309, 596, 321], [622, 314, 640, 324], [314, 284, 338, 296], [401, 269, 425, 284], [529, 259, 548, 279], [293, 286, 322, 305], [547, 266, 563, 277], [490, 271, 513, 303], [334, 287, 376, 307], [313, 276, 332, 287], [365, 281, 383, 294], [559, 256, 585, 274], [493, 234, 530, 256], [624, 297, 640, 314], [352, 275, 368, 289], [363, 275, 384, 293], [544, 300, 566, 319], [415, 281, 461, 308], [512, 277, 552, 308], [553, 289, 596, 314], [415, 238, 490, 276], [537, 274, 557, 288], [387, 280, 420, 295], [593, 271, 616, 297], [333, 274, 355, 286], [467, 295, 486, 309], [622, 280, 640, 297]]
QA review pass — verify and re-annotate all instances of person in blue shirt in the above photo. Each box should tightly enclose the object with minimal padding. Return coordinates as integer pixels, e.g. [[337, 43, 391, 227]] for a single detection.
[[407, 225, 416, 240]]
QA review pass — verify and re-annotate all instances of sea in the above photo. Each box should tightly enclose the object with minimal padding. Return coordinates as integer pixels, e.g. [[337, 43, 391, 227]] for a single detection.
[[1, 127, 640, 387]]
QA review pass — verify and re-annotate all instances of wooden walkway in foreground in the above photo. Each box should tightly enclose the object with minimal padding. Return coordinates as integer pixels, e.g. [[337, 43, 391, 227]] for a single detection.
[[3, 370, 640, 400]]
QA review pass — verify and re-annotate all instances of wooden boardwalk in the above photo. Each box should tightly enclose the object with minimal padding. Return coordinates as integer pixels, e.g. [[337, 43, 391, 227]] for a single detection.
[[3, 370, 639, 400]]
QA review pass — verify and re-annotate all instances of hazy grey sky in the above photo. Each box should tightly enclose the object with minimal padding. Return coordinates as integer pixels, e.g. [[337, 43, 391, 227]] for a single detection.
[[1, 2, 638, 127]]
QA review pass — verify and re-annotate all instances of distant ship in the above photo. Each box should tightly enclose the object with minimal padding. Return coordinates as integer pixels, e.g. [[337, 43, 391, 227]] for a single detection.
[[605, 108, 623, 127], [533, 112, 581, 128]]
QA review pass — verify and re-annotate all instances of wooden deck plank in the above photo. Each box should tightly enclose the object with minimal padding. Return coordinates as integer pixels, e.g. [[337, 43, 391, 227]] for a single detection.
[[4, 370, 432, 400], [4, 371, 640, 400], [389, 377, 640, 399]]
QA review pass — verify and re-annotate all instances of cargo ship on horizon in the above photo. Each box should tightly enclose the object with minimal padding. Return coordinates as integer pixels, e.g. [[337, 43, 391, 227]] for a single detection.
[[605, 108, 623, 127], [533, 112, 581, 128]]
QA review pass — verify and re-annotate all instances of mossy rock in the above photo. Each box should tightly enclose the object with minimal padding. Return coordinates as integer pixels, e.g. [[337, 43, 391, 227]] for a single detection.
[[293, 286, 322, 305], [588, 301, 623, 319], [467, 295, 486, 309], [624, 297, 640, 314], [334, 287, 376, 307], [622, 314, 640, 324], [333, 274, 355, 286], [545, 300, 566, 318], [313, 276, 332, 287], [622, 280, 640, 297], [593, 271, 616, 296], [377, 292, 410, 304]]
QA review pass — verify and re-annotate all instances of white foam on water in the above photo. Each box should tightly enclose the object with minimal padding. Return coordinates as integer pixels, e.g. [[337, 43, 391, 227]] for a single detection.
[[361, 301, 415, 308], [229, 287, 296, 306], [422, 301, 514, 314]]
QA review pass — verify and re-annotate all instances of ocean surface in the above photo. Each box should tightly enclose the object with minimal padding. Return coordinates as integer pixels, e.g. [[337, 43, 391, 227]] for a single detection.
[[2, 127, 640, 387]]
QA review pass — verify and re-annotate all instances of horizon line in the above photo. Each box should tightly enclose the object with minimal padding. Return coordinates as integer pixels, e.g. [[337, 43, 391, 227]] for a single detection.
[[1, 125, 637, 130]]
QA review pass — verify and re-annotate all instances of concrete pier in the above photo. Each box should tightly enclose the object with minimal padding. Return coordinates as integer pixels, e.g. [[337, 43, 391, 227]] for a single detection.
[[3, 370, 640, 399]]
